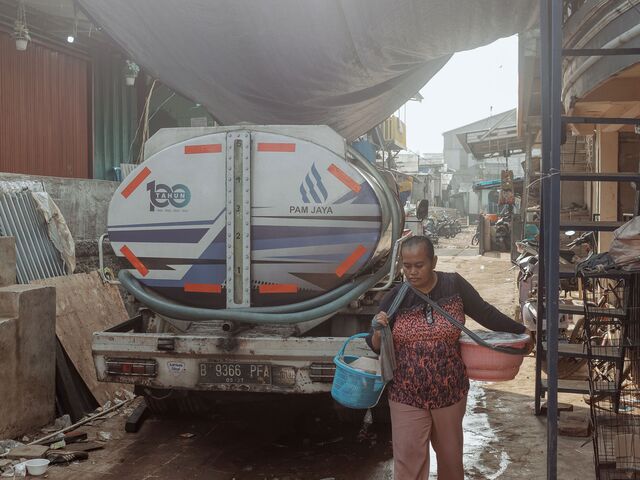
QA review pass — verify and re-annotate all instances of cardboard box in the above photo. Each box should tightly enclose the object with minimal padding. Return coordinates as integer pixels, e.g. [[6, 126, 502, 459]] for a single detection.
[[614, 433, 640, 471]]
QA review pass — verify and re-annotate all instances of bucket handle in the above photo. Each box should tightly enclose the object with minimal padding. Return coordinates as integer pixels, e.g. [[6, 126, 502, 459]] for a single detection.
[[337, 332, 370, 359], [402, 283, 529, 356]]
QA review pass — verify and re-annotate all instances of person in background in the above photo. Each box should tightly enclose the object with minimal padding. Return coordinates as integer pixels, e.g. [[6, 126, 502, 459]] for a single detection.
[[524, 213, 540, 241], [367, 236, 533, 480]]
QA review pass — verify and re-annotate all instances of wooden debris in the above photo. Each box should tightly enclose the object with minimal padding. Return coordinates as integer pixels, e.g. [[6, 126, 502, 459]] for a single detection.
[[6, 444, 48, 459], [64, 441, 105, 453], [125, 402, 149, 433], [63, 431, 88, 444], [540, 402, 574, 415], [34, 272, 132, 404], [559, 413, 590, 437], [30, 397, 134, 446]]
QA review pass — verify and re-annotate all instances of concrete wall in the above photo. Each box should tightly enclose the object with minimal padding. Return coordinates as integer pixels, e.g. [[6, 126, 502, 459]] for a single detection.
[[468, 191, 480, 216], [0, 283, 56, 438], [443, 131, 474, 171], [0, 172, 119, 241], [0, 237, 16, 287]]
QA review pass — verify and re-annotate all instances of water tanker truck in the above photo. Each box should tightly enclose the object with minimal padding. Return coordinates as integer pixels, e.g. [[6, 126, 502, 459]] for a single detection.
[[92, 125, 406, 411]]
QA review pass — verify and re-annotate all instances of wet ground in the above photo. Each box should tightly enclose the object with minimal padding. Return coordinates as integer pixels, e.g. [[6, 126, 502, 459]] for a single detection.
[[40, 240, 596, 479]]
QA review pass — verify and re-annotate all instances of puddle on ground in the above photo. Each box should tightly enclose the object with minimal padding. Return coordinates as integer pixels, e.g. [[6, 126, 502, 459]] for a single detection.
[[417, 382, 509, 479], [460, 382, 510, 479], [376, 383, 512, 479]]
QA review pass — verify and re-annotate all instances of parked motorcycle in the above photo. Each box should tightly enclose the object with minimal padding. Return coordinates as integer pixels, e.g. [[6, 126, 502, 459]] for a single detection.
[[423, 217, 439, 245], [515, 231, 596, 378], [494, 213, 511, 252], [436, 215, 461, 239], [471, 222, 480, 246]]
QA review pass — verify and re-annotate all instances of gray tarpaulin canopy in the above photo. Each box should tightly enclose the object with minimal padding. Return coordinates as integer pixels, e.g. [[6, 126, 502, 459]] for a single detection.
[[78, 0, 537, 140]]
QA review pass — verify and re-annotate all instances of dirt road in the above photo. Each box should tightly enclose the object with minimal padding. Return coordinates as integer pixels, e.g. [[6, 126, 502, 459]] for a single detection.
[[41, 248, 595, 480]]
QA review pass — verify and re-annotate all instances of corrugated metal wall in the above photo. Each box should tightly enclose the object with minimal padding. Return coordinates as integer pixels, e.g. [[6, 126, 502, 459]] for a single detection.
[[92, 49, 137, 181], [0, 31, 90, 178]]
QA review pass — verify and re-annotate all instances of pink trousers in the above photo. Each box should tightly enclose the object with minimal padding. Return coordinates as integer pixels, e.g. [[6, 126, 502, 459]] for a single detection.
[[389, 397, 467, 480]]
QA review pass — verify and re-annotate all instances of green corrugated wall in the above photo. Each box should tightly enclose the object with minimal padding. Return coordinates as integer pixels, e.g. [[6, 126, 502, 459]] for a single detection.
[[92, 50, 137, 181]]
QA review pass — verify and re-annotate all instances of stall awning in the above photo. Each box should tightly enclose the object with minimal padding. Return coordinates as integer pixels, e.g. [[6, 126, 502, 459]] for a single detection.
[[78, 0, 537, 140]]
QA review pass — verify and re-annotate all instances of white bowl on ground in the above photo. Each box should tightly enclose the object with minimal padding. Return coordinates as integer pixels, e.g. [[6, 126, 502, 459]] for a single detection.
[[25, 459, 50, 476]]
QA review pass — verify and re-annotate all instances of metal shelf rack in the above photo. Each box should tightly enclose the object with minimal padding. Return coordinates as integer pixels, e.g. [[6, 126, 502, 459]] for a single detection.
[[536, 1, 640, 478]]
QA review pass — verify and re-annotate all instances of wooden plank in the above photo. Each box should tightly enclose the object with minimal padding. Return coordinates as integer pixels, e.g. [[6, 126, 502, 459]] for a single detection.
[[6, 445, 48, 459], [541, 378, 590, 394], [63, 432, 88, 444], [34, 272, 132, 404], [539, 402, 574, 415], [55, 339, 98, 421], [64, 441, 105, 453], [125, 402, 149, 433], [559, 413, 590, 437]]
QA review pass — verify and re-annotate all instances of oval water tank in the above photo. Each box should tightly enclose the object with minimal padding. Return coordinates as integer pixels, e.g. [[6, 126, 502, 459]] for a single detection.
[[108, 126, 392, 308]]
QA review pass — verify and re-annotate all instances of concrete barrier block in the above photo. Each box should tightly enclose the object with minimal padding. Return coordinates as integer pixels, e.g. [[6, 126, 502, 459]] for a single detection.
[[0, 284, 56, 438], [0, 237, 16, 287]]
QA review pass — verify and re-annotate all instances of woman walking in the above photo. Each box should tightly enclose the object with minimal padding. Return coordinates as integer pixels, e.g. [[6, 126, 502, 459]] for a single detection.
[[367, 236, 532, 480]]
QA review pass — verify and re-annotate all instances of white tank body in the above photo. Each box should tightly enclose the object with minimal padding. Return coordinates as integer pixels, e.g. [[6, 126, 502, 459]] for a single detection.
[[108, 126, 394, 308]]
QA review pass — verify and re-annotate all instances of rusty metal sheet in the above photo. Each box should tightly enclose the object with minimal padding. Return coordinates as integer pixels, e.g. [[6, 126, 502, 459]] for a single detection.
[[0, 31, 90, 178]]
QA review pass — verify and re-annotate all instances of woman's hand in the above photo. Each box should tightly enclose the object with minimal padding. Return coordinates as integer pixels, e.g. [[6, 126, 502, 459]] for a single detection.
[[371, 312, 389, 353], [372, 312, 389, 330], [523, 328, 535, 355]]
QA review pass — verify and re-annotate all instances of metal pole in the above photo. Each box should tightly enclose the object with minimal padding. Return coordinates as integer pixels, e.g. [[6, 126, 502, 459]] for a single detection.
[[522, 138, 531, 229], [547, 0, 563, 478], [538, 0, 551, 422], [539, 0, 555, 477]]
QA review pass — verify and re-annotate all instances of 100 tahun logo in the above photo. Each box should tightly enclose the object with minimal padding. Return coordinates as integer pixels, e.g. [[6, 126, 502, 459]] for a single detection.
[[147, 180, 191, 211]]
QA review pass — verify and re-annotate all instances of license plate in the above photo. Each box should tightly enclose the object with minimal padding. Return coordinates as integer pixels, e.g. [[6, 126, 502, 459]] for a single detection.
[[199, 362, 272, 384]]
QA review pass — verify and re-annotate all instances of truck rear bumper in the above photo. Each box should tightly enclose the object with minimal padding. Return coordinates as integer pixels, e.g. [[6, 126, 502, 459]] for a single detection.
[[92, 330, 372, 394]]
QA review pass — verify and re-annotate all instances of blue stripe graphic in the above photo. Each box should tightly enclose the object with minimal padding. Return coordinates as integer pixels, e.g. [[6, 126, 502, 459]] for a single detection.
[[110, 209, 225, 229], [311, 164, 328, 201], [300, 184, 310, 203], [305, 175, 321, 203], [109, 228, 208, 243]]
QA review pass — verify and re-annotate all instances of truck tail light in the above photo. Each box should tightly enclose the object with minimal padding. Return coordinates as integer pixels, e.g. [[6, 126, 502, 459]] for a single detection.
[[309, 362, 336, 383], [106, 358, 157, 377]]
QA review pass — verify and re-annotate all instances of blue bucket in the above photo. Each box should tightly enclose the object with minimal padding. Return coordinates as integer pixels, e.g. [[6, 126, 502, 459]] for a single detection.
[[331, 333, 386, 409]]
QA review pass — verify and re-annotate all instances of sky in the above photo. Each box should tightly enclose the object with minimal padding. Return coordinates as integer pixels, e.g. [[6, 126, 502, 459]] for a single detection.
[[404, 35, 519, 155]]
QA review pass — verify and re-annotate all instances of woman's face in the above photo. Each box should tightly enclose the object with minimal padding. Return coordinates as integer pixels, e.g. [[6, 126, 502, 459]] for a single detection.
[[401, 244, 437, 290]]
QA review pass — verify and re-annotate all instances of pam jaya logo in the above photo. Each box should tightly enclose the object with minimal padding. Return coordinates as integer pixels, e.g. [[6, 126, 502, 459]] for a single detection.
[[299, 163, 328, 204], [147, 181, 191, 211]]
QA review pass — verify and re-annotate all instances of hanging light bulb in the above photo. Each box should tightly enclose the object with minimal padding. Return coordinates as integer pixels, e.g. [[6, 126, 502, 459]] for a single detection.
[[67, 15, 77, 44], [13, 0, 30, 51]]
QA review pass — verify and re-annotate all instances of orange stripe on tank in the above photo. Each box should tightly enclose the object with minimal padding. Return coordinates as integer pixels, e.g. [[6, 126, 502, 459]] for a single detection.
[[184, 144, 222, 154], [121, 167, 151, 199], [257, 143, 296, 152], [184, 283, 222, 293], [259, 284, 299, 294], [120, 245, 149, 277], [328, 164, 361, 193], [335, 245, 367, 277]]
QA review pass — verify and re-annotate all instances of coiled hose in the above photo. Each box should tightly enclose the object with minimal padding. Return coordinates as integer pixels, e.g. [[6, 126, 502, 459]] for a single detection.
[[119, 145, 403, 324]]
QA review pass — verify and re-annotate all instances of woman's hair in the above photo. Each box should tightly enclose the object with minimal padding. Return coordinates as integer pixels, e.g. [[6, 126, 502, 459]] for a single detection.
[[401, 235, 435, 260]]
